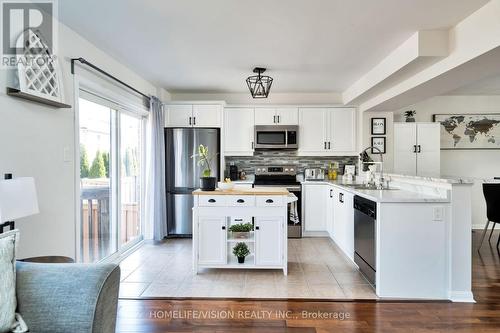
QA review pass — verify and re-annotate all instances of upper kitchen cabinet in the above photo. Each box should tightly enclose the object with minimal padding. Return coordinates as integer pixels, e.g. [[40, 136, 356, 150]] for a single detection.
[[224, 107, 255, 156], [164, 103, 223, 128], [255, 107, 298, 125], [299, 107, 356, 156]]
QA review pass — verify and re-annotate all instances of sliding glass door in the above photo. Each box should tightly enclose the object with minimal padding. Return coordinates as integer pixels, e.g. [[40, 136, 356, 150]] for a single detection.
[[78, 95, 144, 263]]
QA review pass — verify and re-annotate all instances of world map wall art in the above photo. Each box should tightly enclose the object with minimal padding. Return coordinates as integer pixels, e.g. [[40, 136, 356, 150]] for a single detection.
[[433, 114, 500, 149]]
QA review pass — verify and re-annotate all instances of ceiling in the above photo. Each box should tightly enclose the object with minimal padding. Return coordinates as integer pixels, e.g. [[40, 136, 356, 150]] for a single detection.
[[445, 74, 500, 95], [59, 0, 489, 94]]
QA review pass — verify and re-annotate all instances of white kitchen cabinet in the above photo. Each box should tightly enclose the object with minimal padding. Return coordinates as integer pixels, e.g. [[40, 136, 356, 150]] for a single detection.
[[394, 123, 440, 176], [197, 216, 227, 265], [303, 184, 328, 233], [299, 108, 329, 154], [255, 217, 284, 266], [331, 188, 354, 260], [192, 104, 222, 127], [165, 104, 193, 127], [224, 107, 255, 156], [254, 107, 298, 125], [165, 103, 222, 127], [326, 186, 335, 238], [299, 107, 356, 156]]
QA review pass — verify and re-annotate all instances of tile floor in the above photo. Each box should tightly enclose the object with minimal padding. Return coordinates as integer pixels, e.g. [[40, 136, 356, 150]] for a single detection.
[[119, 237, 377, 299]]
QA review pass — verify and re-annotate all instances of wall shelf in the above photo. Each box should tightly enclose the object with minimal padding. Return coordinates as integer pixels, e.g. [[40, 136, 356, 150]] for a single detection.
[[6, 87, 72, 109]]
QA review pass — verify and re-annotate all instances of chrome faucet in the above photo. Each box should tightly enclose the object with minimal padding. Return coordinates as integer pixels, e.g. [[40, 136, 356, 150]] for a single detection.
[[361, 146, 385, 189]]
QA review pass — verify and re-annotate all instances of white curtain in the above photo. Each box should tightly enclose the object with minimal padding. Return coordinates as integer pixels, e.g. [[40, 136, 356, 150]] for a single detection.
[[145, 96, 167, 240]]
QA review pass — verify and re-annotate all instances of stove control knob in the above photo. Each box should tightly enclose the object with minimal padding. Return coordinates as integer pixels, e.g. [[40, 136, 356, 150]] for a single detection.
[[285, 168, 289, 172], [256, 168, 261, 172], [290, 168, 295, 172]]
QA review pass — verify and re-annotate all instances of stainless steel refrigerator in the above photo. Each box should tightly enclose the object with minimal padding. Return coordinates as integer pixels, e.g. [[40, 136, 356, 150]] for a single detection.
[[165, 128, 220, 237]]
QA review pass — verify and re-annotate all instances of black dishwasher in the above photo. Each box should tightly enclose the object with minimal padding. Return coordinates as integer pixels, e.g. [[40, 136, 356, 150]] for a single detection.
[[354, 195, 376, 285]]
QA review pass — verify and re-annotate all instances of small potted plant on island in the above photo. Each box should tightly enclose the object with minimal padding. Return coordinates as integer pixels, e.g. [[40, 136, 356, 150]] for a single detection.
[[233, 242, 250, 264], [228, 222, 253, 239], [404, 110, 416, 122], [192, 144, 217, 191]]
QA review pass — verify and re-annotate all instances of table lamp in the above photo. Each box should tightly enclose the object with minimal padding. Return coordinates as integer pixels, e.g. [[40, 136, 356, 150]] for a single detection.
[[0, 174, 39, 233]]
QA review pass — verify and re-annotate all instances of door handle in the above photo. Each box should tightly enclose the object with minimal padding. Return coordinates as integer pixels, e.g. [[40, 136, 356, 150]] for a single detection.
[[339, 193, 344, 203], [252, 142, 254, 149], [324, 142, 327, 149], [237, 199, 245, 203], [417, 145, 421, 153], [266, 199, 274, 203], [208, 198, 216, 203], [277, 115, 280, 123], [273, 115, 276, 123], [234, 218, 243, 222], [328, 141, 331, 149], [330, 189, 333, 198], [189, 117, 192, 125], [413, 145, 417, 153], [193, 117, 196, 126]]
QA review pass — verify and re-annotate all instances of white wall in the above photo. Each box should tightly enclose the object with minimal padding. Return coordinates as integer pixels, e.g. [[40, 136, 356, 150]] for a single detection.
[[362, 111, 394, 173], [394, 95, 500, 228], [0, 20, 166, 258], [171, 92, 342, 105]]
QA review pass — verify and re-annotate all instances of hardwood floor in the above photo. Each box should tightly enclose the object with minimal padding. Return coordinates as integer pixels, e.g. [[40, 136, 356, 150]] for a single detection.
[[116, 230, 500, 332]]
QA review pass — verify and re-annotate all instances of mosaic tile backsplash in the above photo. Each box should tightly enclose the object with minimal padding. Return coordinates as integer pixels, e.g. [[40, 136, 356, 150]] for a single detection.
[[225, 151, 358, 175]]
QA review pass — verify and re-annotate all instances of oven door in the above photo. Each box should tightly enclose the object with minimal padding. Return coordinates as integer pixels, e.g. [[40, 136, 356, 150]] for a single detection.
[[254, 125, 298, 150]]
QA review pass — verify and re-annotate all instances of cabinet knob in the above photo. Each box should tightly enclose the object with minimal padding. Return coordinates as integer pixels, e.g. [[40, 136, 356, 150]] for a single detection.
[[222, 226, 226, 230], [255, 226, 260, 230], [237, 199, 245, 203], [266, 199, 274, 203], [208, 198, 216, 203]]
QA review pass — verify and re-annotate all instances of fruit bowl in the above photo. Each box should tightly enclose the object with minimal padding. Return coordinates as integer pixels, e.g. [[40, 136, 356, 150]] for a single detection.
[[218, 182, 234, 191]]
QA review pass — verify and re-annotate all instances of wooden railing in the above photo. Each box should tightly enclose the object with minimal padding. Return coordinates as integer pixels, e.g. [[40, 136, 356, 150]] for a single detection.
[[80, 180, 140, 263]]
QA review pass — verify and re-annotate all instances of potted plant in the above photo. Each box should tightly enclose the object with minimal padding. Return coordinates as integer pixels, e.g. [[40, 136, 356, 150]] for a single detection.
[[228, 223, 254, 239], [192, 144, 217, 191], [404, 110, 416, 122], [232, 242, 250, 264]]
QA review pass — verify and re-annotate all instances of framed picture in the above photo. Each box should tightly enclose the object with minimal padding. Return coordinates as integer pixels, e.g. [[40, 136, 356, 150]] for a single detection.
[[433, 114, 500, 149], [371, 137, 386, 154], [371, 118, 386, 135]]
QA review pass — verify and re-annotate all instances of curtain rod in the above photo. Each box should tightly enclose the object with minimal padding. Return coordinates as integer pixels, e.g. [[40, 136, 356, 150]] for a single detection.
[[71, 57, 151, 102]]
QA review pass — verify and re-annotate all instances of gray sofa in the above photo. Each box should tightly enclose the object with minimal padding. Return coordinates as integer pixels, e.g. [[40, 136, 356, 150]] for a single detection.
[[15, 261, 120, 333]]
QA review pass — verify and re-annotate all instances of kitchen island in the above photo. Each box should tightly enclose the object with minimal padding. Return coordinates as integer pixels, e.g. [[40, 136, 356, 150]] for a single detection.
[[302, 173, 474, 302], [192, 187, 296, 275]]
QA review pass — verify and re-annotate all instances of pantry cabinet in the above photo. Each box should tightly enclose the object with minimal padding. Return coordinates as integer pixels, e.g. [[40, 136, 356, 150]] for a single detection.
[[165, 103, 223, 128], [394, 123, 440, 176], [223, 107, 255, 156], [298, 107, 356, 156]]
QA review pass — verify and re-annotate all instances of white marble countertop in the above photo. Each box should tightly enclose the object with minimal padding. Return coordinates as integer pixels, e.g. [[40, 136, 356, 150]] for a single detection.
[[302, 180, 450, 203], [385, 173, 474, 184]]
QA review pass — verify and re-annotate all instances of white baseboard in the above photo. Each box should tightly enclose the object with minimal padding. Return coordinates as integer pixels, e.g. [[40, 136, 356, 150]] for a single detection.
[[449, 291, 475, 303]]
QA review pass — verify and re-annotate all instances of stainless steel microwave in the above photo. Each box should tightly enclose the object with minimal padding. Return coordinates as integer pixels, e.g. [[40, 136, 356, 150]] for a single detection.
[[254, 125, 298, 150]]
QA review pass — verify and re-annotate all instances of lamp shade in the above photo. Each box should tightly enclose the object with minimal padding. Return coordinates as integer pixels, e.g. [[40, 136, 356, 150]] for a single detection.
[[0, 177, 39, 222]]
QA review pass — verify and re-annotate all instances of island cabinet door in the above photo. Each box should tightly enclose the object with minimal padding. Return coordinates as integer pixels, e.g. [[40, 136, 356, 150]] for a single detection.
[[198, 217, 227, 265], [255, 217, 284, 266]]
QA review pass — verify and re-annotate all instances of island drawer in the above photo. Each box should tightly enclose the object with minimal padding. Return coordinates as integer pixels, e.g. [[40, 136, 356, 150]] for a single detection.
[[226, 195, 256, 206], [256, 196, 284, 207], [199, 196, 227, 206]]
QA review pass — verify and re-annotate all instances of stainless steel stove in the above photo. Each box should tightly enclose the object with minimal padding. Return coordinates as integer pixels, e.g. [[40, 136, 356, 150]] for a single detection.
[[253, 165, 302, 238]]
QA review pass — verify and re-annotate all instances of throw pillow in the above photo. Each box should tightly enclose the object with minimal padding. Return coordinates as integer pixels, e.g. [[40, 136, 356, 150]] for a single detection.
[[0, 230, 27, 333]]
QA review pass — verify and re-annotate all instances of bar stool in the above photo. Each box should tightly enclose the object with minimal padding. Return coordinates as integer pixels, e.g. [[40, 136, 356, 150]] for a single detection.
[[477, 183, 500, 251]]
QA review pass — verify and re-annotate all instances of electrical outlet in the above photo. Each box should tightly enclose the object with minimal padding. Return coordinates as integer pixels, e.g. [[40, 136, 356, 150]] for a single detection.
[[433, 207, 444, 221], [63, 147, 72, 162]]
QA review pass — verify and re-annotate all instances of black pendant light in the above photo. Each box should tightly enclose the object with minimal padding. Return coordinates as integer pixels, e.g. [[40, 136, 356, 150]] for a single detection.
[[246, 67, 273, 98]]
